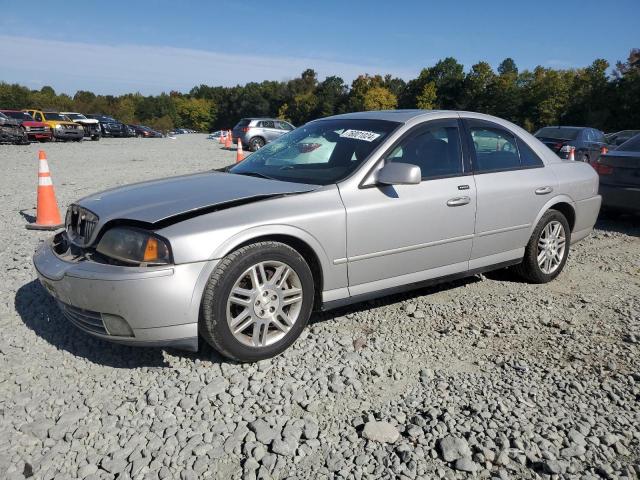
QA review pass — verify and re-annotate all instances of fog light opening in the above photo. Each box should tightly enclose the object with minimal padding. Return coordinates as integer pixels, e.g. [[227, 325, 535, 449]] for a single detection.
[[101, 313, 134, 337]]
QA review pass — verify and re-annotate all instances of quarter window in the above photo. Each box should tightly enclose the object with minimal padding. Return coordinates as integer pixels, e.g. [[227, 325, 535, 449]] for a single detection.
[[386, 123, 463, 179]]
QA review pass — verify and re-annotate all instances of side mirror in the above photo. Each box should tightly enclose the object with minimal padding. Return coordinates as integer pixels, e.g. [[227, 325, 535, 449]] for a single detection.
[[377, 162, 421, 185]]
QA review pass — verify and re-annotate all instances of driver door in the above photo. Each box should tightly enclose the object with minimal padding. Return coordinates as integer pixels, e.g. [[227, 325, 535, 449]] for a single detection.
[[339, 119, 476, 296]]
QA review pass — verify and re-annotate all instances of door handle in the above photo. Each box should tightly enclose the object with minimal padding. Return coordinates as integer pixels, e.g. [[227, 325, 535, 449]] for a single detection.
[[447, 196, 471, 207], [535, 186, 553, 195]]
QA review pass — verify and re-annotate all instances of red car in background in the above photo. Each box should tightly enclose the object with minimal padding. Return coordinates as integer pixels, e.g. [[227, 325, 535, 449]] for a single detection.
[[0, 110, 52, 142]]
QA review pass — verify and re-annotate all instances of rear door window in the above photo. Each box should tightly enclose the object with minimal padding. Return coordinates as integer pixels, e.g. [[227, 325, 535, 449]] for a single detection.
[[470, 127, 521, 172], [34, 112, 43, 121], [259, 120, 275, 129]]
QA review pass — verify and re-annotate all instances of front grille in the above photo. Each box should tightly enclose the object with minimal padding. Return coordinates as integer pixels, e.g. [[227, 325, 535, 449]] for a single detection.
[[58, 301, 108, 335], [29, 126, 46, 133], [66, 205, 99, 246]]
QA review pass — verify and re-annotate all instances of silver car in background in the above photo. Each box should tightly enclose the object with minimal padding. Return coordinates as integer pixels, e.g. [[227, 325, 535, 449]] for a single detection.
[[34, 110, 601, 362], [232, 117, 295, 151]]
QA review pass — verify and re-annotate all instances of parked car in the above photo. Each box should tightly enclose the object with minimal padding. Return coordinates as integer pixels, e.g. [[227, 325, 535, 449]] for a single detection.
[[24, 109, 84, 142], [208, 130, 223, 140], [535, 126, 608, 163], [33, 110, 601, 361], [61, 112, 101, 140], [605, 129, 640, 147], [128, 124, 163, 138], [1, 109, 52, 141], [0, 112, 29, 144], [232, 118, 295, 151], [592, 133, 640, 213], [86, 114, 128, 137]]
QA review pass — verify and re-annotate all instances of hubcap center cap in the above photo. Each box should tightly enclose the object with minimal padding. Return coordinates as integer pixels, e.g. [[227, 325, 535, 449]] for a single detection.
[[254, 289, 279, 318]]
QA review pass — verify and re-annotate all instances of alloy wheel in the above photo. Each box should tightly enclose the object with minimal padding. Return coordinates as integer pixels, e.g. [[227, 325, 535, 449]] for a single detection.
[[537, 220, 566, 274], [226, 261, 303, 348]]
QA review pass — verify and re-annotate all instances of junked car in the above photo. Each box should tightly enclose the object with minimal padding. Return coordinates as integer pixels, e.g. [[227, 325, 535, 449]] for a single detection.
[[61, 112, 101, 140], [24, 109, 84, 142], [0, 112, 29, 144], [33, 110, 601, 362], [0, 110, 51, 142]]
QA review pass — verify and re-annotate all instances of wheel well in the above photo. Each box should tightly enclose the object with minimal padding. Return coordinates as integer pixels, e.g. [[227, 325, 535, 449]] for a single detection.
[[232, 235, 324, 310], [550, 202, 576, 231]]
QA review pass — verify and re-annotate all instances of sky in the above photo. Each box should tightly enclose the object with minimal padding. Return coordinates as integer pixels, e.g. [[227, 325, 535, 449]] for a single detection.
[[1, 0, 638, 96]]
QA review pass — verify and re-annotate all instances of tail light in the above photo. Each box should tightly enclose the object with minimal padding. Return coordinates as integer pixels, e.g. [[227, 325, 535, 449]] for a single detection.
[[593, 163, 613, 175], [241, 127, 249, 133]]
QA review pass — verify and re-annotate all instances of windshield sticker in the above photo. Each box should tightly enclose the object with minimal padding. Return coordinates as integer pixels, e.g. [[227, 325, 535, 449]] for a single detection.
[[340, 129, 381, 142]]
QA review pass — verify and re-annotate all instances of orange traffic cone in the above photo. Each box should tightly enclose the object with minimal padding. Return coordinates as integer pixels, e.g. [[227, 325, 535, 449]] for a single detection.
[[567, 146, 575, 161], [236, 139, 245, 163], [224, 130, 232, 149], [26, 150, 64, 230]]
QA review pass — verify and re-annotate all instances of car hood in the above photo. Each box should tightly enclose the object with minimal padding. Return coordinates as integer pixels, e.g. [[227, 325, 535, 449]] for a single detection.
[[22, 120, 47, 127], [76, 171, 318, 226], [74, 118, 99, 124]]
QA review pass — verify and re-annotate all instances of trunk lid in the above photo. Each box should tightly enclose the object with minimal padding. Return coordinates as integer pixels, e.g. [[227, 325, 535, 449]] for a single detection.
[[597, 151, 640, 187]]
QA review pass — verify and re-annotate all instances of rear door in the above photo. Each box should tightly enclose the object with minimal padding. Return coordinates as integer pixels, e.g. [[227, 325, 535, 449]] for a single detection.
[[464, 118, 558, 268], [258, 120, 280, 142]]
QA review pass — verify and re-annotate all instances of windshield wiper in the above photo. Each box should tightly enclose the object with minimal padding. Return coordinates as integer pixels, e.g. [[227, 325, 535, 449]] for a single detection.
[[233, 171, 276, 180]]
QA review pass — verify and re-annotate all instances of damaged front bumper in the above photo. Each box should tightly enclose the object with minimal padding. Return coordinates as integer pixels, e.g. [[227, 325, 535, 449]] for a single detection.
[[33, 232, 216, 351]]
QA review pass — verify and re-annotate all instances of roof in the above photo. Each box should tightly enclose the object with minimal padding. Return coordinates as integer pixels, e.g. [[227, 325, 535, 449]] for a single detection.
[[321, 109, 450, 123]]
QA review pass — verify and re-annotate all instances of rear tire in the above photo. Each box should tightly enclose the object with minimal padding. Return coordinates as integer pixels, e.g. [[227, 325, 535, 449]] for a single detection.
[[200, 241, 314, 362], [249, 137, 265, 152], [514, 209, 571, 283]]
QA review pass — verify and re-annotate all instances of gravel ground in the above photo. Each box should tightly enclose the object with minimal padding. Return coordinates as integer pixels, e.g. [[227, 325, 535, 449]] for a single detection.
[[0, 135, 638, 480]]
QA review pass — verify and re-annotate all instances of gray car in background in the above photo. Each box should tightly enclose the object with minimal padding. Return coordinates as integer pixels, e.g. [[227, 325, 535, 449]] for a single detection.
[[232, 117, 295, 151], [33, 110, 601, 362], [535, 126, 608, 162]]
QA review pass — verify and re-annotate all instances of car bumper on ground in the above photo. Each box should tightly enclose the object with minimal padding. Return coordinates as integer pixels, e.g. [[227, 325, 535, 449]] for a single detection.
[[600, 184, 640, 212], [33, 236, 214, 351]]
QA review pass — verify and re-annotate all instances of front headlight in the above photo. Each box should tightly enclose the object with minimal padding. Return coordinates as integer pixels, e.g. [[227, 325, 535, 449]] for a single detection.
[[96, 228, 172, 265], [54, 124, 63, 129]]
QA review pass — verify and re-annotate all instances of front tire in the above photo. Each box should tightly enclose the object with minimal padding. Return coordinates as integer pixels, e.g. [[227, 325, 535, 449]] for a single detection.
[[200, 241, 314, 362], [514, 209, 571, 283]]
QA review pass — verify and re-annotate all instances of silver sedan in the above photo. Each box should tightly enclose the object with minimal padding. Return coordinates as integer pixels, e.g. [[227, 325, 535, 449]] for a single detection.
[[33, 110, 601, 361]]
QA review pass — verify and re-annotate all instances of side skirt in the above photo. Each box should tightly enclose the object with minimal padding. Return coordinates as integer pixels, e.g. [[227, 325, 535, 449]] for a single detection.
[[320, 259, 522, 311]]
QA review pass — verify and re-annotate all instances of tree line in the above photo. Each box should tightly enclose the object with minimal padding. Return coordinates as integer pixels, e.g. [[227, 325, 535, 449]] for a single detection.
[[1, 49, 638, 134]]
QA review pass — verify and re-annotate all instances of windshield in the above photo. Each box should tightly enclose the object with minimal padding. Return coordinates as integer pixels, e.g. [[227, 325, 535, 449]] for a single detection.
[[535, 127, 580, 141], [3, 111, 34, 121], [616, 134, 640, 152], [44, 112, 69, 121], [64, 113, 85, 120], [229, 119, 399, 185]]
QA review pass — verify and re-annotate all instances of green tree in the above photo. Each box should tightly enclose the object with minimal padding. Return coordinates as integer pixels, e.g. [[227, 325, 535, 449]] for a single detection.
[[416, 82, 437, 109], [362, 86, 397, 111]]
